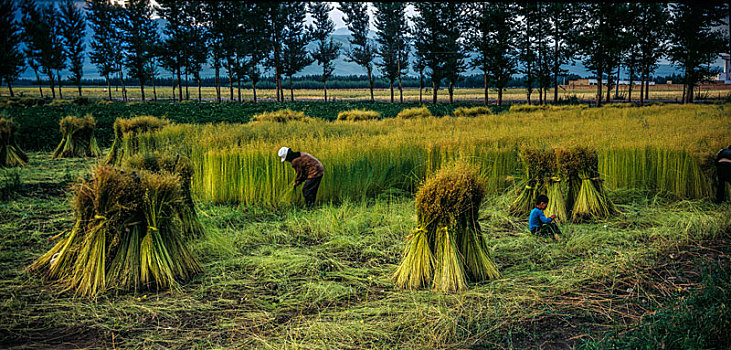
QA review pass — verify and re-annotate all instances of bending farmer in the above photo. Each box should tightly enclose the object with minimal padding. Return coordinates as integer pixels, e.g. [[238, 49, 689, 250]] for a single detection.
[[716, 145, 731, 203], [529, 194, 562, 241], [279, 147, 324, 207]]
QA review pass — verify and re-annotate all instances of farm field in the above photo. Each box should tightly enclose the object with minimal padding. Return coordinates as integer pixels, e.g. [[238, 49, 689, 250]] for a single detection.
[[1, 103, 731, 348], [5, 84, 731, 103]]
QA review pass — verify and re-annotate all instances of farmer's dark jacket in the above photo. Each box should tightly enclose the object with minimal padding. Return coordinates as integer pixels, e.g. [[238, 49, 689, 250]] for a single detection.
[[291, 152, 324, 186]]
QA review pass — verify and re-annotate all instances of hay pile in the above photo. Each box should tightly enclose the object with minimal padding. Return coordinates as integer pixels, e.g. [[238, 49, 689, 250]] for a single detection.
[[511, 146, 619, 222], [123, 152, 203, 238], [52, 115, 102, 159], [396, 106, 433, 119], [567, 147, 619, 221], [394, 163, 500, 293], [509, 148, 556, 217], [251, 109, 310, 123], [0, 118, 28, 167], [105, 116, 169, 165], [336, 109, 380, 121], [453, 106, 492, 118], [28, 164, 202, 297]]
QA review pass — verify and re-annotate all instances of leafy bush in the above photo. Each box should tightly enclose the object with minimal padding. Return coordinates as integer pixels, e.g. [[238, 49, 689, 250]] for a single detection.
[[336, 109, 381, 121], [396, 106, 433, 119], [453, 106, 492, 118]]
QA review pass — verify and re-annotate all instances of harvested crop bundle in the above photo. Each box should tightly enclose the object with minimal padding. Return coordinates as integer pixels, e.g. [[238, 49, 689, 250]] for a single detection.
[[394, 163, 500, 293], [569, 147, 619, 222], [28, 165, 202, 297], [0, 118, 28, 167], [336, 109, 380, 121], [453, 106, 492, 118], [509, 148, 555, 217], [105, 116, 169, 165], [396, 106, 433, 119], [52, 115, 102, 159], [251, 109, 309, 123], [124, 152, 203, 238]]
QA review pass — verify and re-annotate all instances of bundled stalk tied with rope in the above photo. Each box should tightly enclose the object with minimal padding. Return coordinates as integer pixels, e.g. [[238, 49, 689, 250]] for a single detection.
[[52, 115, 102, 159], [28, 164, 202, 297], [394, 162, 500, 293]]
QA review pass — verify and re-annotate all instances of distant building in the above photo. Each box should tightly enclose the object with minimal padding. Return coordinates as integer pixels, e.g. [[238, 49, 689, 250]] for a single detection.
[[110, 0, 130, 8], [568, 79, 655, 87], [718, 53, 731, 84]]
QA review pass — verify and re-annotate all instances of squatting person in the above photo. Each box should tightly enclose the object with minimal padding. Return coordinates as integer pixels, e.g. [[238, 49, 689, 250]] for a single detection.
[[278, 147, 324, 208], [715, 145, 731, 203], [529, 194, 562, 241]]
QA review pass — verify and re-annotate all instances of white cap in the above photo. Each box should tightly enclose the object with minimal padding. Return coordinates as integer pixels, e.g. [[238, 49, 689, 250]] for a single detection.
[[278, 147, 290, 162]]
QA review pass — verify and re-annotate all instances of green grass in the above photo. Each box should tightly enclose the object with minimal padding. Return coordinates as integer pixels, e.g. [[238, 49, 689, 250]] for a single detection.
[[1, 152, 730, 348]]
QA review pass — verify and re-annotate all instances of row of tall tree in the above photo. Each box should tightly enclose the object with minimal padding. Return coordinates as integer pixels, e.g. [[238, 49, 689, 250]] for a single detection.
[[0, 1, 728, 105]]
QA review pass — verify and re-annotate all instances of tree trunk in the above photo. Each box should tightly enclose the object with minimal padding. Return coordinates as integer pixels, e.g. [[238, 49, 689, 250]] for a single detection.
[[252, 80, 257, 103], [152, 75, 157, 102], [197, 78, 202, 102], [119, 69, 127, 102], [176, 66, 182, 102], [644, 69, 650, 100], [289, 75, 294, 102], [227, 64, 233, 102], [48, 72, 56, 98], [35, 72, 43, 98], [483, 72, 488, 106], [398, 57, 403, 103], [106, 76, 111, 100], [215, 65, 221, 103], [498, 88, 503, 106], [419, 72, 423, 104], [78, 83, 82, 97], [553, 35, 559, 103], [596, 67, 603, 107], [237, 77, 241, 102], [432, 80, 438, 104], [172, 79, 176, 101], [614, 66, 620, 100], [639, 70, 645, 106], [323, 79, 328, 102], [57, 71, 63, 99], [448, 82, 454, 104], [368, 67, 374, 102], [7, 80, 14, 97], [538, 87, 542, 105], [627, 65, 634, 102], [185, 73, 190, 100], [390, 81, 394, 103], [139, 80, 145, 101], [605, 67, 612, 103]]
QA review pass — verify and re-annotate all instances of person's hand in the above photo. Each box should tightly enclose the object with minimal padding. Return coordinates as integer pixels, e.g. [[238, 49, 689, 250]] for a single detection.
[[550, 215, 557, 219]]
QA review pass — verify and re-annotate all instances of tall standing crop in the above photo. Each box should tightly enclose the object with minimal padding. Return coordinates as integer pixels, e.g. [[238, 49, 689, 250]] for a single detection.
[[105, 116, 169, 166]]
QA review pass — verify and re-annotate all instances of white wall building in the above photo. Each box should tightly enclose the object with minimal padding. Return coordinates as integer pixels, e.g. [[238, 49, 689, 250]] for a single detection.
[[719, 53, 731, 84]]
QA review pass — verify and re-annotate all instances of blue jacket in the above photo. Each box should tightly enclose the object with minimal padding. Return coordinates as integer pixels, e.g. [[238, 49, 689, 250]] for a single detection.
[[529, 208, 552, 231]]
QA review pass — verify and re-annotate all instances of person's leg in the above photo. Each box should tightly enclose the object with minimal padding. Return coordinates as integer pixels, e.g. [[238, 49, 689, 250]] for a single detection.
[[547, 222, 562, 241], [717, 163, 731, 203], [302, 176, 322, 208]]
